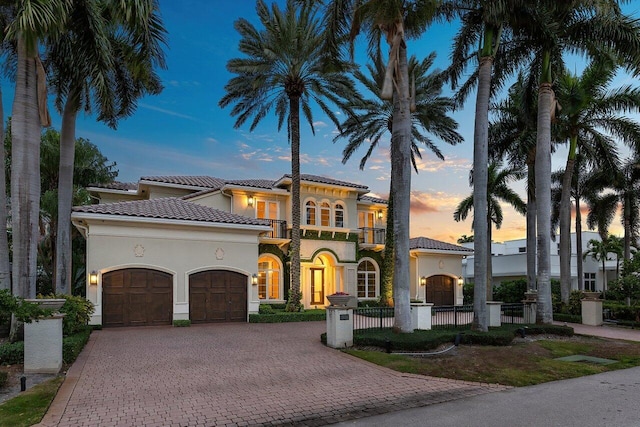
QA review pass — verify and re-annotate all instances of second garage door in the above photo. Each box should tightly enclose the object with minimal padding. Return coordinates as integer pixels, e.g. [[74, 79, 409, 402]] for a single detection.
[[189, 270, 247, 323]]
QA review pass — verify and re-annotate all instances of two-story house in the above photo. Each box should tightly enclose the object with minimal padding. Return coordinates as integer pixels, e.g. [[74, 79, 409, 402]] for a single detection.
[[72, 174, 471, 327]]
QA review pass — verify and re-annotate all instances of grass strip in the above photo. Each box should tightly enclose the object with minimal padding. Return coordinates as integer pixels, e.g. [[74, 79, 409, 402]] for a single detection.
[[0, 376, 64, 427]]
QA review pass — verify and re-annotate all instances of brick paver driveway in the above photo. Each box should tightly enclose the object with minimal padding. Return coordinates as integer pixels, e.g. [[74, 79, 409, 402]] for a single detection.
[[40, 322, 507, 426]]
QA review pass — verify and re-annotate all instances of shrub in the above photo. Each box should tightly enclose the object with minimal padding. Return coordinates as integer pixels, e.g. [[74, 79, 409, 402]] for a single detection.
[[0, 371, 7, 388], [173, 320, 191, 327], [603, 302, 640, 321], [258, 304, 275, 314], [62, 327, 91, 364], [249, 311, 326, 323], [358, 300, 379, 308], [463, 282, 474, 305], [38, 294, 94, 336], [0, 341, 24, 365], [493, 279, 528, 303], [553, 313, 582, 323]]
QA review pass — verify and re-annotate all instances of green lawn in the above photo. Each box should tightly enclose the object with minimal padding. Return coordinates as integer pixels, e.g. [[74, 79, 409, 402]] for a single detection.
[[0, 376, 64, 427]]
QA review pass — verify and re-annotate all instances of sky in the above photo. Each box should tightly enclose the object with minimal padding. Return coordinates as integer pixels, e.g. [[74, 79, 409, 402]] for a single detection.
[[3, 0, 639, 244]]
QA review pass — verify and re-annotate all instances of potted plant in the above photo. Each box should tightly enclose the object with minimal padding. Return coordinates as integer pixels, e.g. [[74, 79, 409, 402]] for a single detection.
[[327, 292, 351, 306]]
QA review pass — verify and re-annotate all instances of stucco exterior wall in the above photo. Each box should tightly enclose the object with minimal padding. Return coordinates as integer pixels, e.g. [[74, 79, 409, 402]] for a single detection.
[[188, 192, 230, 211], [411, 253, 464, 305], [83, 221, 262, 324]]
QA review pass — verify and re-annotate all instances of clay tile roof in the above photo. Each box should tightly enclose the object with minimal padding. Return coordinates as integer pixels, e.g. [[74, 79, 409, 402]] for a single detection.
[[89, 181, 138, 191], [359, 195, 388, 204], [140, 176, 226, 189], [410, 237, 474, 253], [72, 198, 270, 227], [224, 179, 276, 189], [278, 174, 368, 190]]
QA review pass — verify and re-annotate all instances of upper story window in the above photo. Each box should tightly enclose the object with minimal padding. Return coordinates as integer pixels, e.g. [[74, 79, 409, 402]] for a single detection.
[[358, 210, 375, 228], [257, 200, 278, 220], [334, 204, 344, 228], [306, 201, 316, 225], [320, 202, 331, 227]]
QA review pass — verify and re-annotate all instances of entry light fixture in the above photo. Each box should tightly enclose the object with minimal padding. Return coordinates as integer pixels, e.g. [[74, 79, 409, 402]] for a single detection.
[[251, 273, 258, 286], [89, 271, 98, 286], [457, 277, 464, 287], [247, 195, 254, 207], [420, 276, 427, 286], [377, 210, 383, 220]]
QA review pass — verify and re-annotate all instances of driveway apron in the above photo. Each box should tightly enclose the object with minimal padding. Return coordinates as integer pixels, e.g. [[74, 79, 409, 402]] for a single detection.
[[39, 322, 507, 426]]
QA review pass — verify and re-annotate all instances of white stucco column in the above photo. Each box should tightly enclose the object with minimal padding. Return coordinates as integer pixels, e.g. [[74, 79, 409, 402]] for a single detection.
[[487, 301, 502, 327], [410, 303, 433, 330], [326, 307, 353, 348], [24, 314, 65, 374], [581, 298, 603, 326]]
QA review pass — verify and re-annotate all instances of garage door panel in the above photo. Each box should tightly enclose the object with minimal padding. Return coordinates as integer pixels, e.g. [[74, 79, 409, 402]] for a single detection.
[[189, 270, 247, 323]]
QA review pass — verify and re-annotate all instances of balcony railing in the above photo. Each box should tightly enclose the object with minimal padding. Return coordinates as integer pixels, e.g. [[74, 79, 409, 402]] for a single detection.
[[359, 227, 385, 245], [262, 219, 288, 239]]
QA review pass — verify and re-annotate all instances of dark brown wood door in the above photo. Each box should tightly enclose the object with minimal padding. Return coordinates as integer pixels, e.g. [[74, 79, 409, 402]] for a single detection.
[[426, 275, 454, 306], [189, 270, 247, 323], [102, 269, 173, 327]]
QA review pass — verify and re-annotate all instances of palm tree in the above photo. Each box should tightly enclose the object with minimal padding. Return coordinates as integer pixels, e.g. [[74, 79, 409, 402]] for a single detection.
[[49, 0, 167, 294], [587, 156, 640, 263], [583, 237, 611, 295], [0, 94, 9, 291], [219, 0, 356, 312], [608, 235, 623, 280], [337, 51, 463, 306], [321, 0, 441, 332], [553, 58, 640, 303], [7, 0, 71, 299], [454, 160, 526, 300], [457, 235, 474, 244]]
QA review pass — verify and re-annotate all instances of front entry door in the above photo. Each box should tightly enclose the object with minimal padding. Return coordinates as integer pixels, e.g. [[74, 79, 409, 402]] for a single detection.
[[310, 268, 325, 305]]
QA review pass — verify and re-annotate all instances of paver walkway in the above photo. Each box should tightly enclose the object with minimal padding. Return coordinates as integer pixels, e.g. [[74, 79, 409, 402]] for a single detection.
[[554, 321, 640, 342], [38, 322, 507, 427]]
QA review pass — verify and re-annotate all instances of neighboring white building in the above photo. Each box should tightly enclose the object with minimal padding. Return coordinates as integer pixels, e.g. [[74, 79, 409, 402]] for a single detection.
[[461, 231, 619, 292]]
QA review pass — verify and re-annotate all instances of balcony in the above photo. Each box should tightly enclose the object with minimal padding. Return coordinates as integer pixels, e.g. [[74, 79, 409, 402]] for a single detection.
[[262, 219, 289, 240], [359, 227, 386, 246]]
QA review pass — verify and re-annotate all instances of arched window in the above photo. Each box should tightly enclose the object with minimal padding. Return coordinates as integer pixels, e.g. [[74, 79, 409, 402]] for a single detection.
[[258, 256, 282, 300], [306, 201, 316, 225], [320, 202, 331, 227], [357, 260, 378, 298], [334, 203, 344, 228]]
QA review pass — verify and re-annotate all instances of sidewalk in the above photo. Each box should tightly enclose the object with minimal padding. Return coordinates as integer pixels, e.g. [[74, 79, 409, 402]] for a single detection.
[[553, 321, 640, 342]]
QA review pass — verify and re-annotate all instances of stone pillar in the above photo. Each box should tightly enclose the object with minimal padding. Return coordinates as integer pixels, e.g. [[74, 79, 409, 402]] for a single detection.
[[581, 298, 603, 326], [326, 307, 353, 348], [24, 314, 65, 374], [523, 301, 537, 324], [410, 303, 433, 330], [487, 301, 503, 327]]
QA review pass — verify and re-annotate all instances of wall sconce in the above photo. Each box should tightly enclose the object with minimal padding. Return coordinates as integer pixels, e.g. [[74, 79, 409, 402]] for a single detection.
[[251, 273, 258, 285], [89, 271, 98, 286], [457, 277, 464, 287], [247, 195, 254, 207], [377, 210, 383, 220], [420, 276, 427, 286]]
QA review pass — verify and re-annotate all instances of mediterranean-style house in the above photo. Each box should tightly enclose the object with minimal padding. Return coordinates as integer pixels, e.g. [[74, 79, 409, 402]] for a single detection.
[[72, 174, 472, 327]]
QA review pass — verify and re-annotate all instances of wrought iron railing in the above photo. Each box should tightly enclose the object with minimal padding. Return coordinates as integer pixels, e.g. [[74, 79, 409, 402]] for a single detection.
[[262, 219, 288, 239], [501, 303, 526, 324], [359, 227, 386, 245], [431, 304, 474, 329], [353, 307, 394, 330]]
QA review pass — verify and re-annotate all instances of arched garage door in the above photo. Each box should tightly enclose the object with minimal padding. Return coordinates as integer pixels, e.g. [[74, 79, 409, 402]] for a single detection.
[[102, 269, 173, 327], [426, 275, 454, 306], [189, 270, 247, 323]]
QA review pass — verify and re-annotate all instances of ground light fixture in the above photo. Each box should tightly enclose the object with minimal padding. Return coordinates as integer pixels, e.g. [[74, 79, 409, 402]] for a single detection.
[[89, 271, 98, 285]]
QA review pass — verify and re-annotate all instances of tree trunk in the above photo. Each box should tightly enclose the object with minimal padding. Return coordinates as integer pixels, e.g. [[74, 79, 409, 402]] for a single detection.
[[0, 86, 10, 291], [559, 136, 577, 304], [379, 182, 394, 307], [391, 33, 412, 333], [11, 37, 41, 299], [526, 159, 537, 291], [575, 192, 583, 291], [55, 93, 80, 295], [535, 80, 553, 324], [471, 55, 492, 332], [486, 213, 493, 301], [623, 193, 632, 261], [287, 94, 302, 311]]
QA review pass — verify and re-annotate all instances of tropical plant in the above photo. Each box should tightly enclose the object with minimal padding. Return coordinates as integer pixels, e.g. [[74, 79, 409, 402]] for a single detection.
[[219, 0, 356, 312], [337, 51, 462, 306], [583, 237, 611, 296], [48, 0, 166, 295], [454, 160, 526, 300], [457, 234, 474, 244]]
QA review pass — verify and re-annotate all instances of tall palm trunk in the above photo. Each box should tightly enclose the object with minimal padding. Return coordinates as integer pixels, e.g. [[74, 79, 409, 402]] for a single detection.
[[379, 183, 394, 307], [575, 182, 583, 290], [11, 37, 41, 299], [471, 54, 493, 332], [0, 86, 10, 291], [55, 91, 81, 295], [526, 160, 537, 291], [559, 135, 577, 304], [535, 71, 553, 325], [486, 213, 493, 301], [391, 32, 412, 333], [287, 94, 302, 311], [623, 194, 632, 261]]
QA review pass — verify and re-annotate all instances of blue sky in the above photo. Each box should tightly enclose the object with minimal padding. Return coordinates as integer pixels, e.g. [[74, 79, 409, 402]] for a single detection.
[[3, 0, 639, 243]]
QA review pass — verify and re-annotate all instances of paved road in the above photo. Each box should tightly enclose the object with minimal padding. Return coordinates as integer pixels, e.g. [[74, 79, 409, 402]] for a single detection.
[[38, 322, 505, 427], [335, 366, 640, 427]]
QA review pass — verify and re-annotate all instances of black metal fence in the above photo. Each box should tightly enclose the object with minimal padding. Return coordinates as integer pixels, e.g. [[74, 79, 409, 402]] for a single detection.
[[353, 307, 394, 330], [265, 219, 288, 239], [358, 227, 386, 245], [431, 304, 474, 329], [501, 303, 526, 324]]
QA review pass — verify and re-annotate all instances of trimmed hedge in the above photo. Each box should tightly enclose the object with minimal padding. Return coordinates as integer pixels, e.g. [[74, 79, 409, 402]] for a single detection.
[[553, 313, 582, 323], [249, 311, 326, 323], [0, 341, 24, 365], [173, 320, 191, 327], [0, 326, 92, 366]]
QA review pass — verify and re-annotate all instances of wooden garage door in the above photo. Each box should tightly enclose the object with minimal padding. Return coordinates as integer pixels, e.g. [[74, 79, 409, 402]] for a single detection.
[[426, 275, 454, 306], [189, 270, 247, 323], [102, 269, 173, 327]]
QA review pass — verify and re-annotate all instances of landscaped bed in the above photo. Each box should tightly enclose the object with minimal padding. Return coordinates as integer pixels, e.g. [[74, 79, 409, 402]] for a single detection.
[[249, 306, 326, 323]]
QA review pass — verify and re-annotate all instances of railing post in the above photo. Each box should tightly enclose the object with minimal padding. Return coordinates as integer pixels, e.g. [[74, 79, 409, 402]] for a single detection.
[[454, 305, 458, 328]]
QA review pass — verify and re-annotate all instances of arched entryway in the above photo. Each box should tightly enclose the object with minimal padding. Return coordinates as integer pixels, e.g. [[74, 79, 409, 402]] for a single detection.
[[426, 275, 455, 306], [307, 253, 339, 307], [189, 270, 247, 323], [102, 268, 173, 327]]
